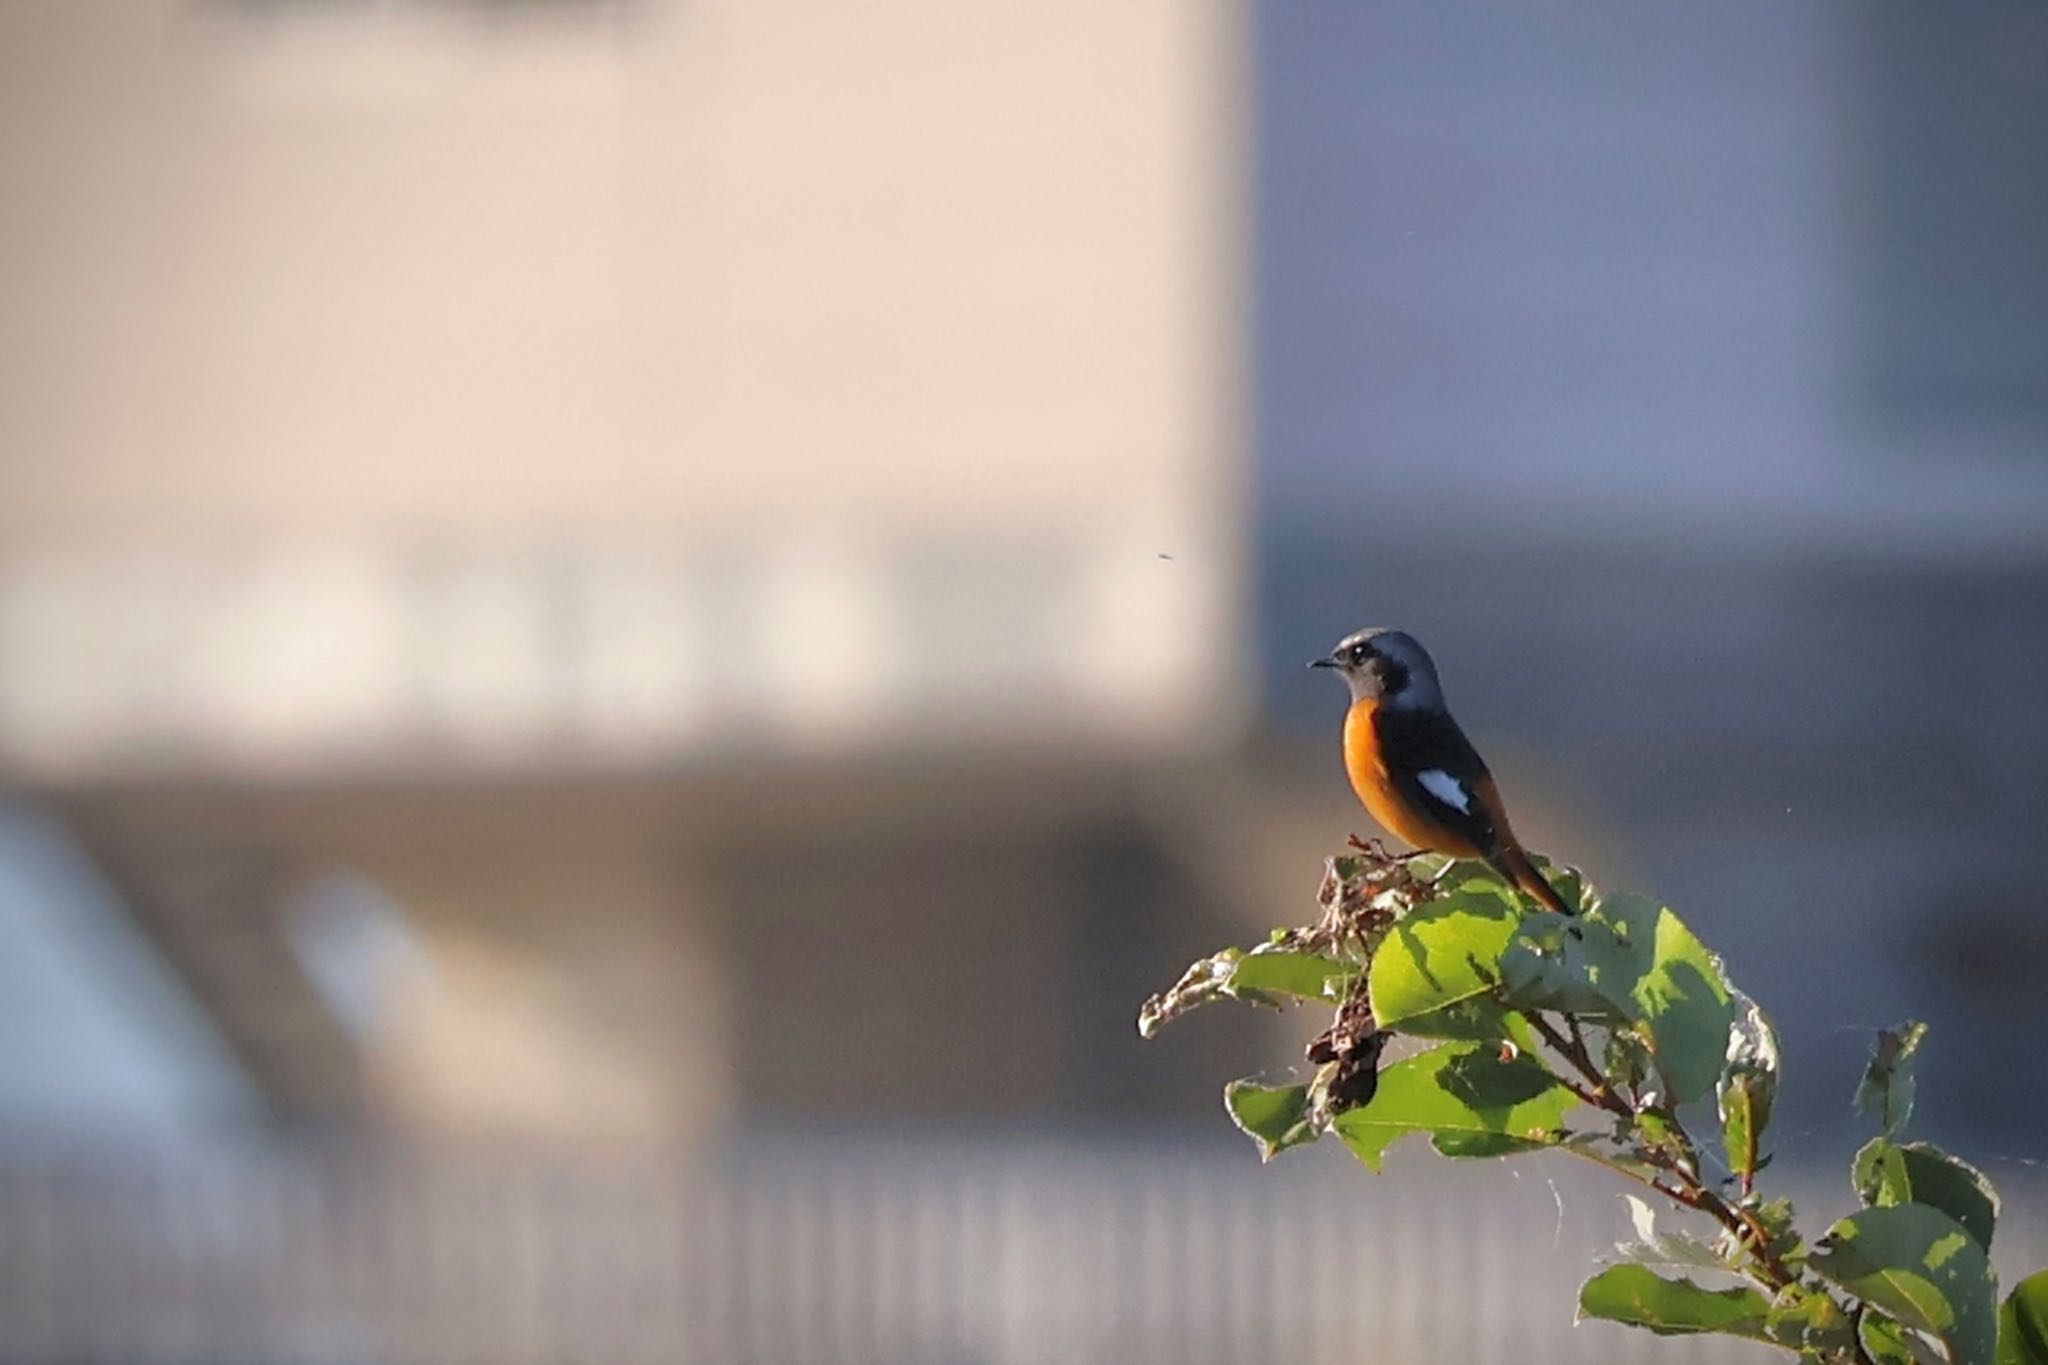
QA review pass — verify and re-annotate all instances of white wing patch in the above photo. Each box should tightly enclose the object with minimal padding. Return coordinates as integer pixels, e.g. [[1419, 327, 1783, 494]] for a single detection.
[[1416, 769, 1472, 814]]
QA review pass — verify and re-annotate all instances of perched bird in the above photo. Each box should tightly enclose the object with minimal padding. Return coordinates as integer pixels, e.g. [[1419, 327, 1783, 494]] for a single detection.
[[1311, 628, 1570, 914]]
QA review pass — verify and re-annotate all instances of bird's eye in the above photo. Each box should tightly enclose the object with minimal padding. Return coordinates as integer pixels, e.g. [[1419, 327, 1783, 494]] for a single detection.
[[1348, 644, 1369, 665]]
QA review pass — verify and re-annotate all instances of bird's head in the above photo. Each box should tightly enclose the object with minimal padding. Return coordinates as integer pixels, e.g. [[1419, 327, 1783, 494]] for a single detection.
[[1310, 628, 1444, 710]]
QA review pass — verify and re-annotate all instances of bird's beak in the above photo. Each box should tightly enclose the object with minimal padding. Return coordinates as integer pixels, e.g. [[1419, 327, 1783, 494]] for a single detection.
[[1308, 655, 1338, 670]]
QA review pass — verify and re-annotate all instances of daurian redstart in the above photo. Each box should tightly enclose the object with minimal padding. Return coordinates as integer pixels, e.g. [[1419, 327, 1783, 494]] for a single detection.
[[1312, 628, 1569, 914]]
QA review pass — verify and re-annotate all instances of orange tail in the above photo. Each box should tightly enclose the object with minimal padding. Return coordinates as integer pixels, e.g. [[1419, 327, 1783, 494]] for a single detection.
[[1491, 845, 1571, 915]]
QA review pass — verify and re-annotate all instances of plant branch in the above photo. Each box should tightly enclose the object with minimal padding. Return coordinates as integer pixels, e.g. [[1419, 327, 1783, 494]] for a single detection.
[[1656, 1162, 1794, 1289], [1523, 1012, 1798, 1292], [1524, 1014, 1629, 1117]]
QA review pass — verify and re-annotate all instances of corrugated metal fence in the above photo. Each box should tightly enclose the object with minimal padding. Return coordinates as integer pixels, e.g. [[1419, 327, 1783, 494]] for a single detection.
[[0, 1136, 2039, 1365]]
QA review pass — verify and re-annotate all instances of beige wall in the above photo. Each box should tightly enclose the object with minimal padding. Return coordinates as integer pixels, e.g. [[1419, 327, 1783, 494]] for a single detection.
[[3, 0, 1241, 538], [0, 0, 1248, 775]]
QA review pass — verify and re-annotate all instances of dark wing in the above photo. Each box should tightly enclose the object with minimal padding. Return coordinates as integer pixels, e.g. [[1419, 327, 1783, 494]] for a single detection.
[[1374, 708, 1507, 859]]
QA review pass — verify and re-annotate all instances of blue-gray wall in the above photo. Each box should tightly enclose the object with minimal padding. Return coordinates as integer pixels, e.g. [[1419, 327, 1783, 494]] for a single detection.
[[1255, 1, 2048, 1150]]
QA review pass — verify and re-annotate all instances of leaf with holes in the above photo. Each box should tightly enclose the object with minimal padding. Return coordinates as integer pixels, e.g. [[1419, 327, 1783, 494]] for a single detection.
[[1857, 1020, 1930, 1137], [1577, 1265, 1775, 1340], [1139, 943, 1354, 1038], [1853, 1139, 1999, 1252], [1809, 1204, 1998, 1365], [1500, 888, 1737, 1104], [1719, 990, 1780, 1191]]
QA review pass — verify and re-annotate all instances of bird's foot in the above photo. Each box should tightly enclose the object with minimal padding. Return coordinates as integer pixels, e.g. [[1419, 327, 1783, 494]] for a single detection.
[[1346, 833, 1386, 858], [1346, 834, 1423, 866]]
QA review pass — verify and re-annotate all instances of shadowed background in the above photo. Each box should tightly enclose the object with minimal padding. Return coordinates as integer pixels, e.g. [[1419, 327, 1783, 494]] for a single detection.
[[2, 2, 2045, 1361]]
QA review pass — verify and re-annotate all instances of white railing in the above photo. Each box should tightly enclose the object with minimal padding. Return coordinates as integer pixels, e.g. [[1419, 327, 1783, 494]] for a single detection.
[[0, 1135, 2038, 1365]]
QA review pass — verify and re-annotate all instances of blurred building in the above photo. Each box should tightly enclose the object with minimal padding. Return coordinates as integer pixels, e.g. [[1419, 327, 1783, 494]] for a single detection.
[[4, 3, 2048, 1363], [0, 0, 1254, 1142]]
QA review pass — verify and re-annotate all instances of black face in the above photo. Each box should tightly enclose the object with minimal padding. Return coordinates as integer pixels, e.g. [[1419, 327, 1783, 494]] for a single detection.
[[1358, 647, 1410, 698]]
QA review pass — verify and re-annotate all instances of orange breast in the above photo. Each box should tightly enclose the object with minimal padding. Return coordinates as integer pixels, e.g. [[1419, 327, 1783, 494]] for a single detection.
[[1341, 699, 1480, 857]]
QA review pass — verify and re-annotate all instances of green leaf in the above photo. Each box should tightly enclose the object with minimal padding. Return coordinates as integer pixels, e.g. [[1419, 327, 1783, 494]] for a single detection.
[[1228, 947, 1354, 1002], [1497, 916, 1617, 1016], [1853, 1139, 2000, 1252], [1401, 850, 1455, 882], [1521, 852, 1584, 915], [1810, 1204, 1999, 1365], [1604, 1027, 1655, 1095], [1772, 1290, 1858, 1355], [1862, 1313, 1946, 1365], [1719, 990, 1780, 1190], [1747, 1195, 1809, 1267], [1857, 1020, 1930, 1137], [1332, 1042, 1576, 1172], [1435, 853, 1582, 909], [1577, 1264, 1774, 1339], [1367, 893, 1523, 1039], [1138, 943, 1354, 1037], [1222, 1080, 1317, 1162], [1410, 853, 1517, 896], [1500, 888, 1737, 1104], [1997, 1269, 2048, 1365]]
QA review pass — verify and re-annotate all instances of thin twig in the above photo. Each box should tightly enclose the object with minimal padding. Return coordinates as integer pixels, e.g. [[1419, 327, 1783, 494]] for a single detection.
[[1564, 1012, 1592, 1065], [1531, 1060, 1607, 1114], [1549, 1138, 1682, 1205], [1549, 1138, 1781, 1292]]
